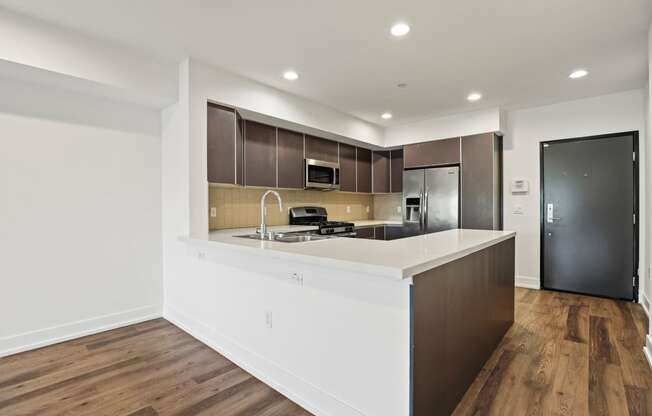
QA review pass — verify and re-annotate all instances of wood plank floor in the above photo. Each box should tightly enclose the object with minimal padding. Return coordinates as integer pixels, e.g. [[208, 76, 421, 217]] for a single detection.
[[0, 319, 311, 416], [453, 288, 652, 416], [0, 288, 649, 415]]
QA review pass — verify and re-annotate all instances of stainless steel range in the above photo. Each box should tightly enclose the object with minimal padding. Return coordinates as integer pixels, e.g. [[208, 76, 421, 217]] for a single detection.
[[289, 207, 355, 236]]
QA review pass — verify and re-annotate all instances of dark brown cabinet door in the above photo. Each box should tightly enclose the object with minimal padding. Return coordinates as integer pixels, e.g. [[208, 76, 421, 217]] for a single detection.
[[235, 113, 244, 185], [244, 121, 277, 187], [207, 103, 237, 184], [339, 143, 357, 192], [305, 135, 338, 163], [372, 151, 390, 193], [461, 133, 501, 230], [356, 148, 372, 193], [355, 227, 375, 239], [374, 226, 386, 240], [390, 149, 403, 193], [404, 137, 460, 168], [277, 129, 304, 189]]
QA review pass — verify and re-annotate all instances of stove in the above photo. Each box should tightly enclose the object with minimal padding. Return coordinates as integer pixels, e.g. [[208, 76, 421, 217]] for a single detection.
[[289, 207, 355, 235]]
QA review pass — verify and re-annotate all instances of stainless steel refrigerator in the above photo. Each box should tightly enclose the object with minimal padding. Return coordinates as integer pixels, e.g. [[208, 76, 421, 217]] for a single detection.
[[403, 166, 460, 235]]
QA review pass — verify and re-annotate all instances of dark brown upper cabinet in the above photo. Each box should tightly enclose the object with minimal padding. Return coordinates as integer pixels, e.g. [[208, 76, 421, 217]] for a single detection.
[[461, 133, 502, 230], [403, 137, 461, 169], [356, 147, 372, 193], [277, 129, 304, 189], [339, 143, 357, 192], [207, 103, 243, 184], [305, 135, 338, 163], [244, 121, 277, 187], [390, 149, 403, 193], [372, 151, 391, 193]]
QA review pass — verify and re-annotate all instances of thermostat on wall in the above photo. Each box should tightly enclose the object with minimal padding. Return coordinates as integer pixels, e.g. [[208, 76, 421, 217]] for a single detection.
[[510, 178, 529, 194]]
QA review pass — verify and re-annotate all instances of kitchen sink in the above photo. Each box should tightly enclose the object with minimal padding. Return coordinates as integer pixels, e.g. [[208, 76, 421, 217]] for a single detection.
[[235, 232, 331, 243]]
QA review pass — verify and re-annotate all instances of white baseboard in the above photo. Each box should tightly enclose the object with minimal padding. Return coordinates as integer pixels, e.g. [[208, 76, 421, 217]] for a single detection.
[[644, 335, 652, 370], [516, 275, 540, 290], [640, 293, 650, 318], [0, 304, 162, 358], [164, 305, 365, 416]]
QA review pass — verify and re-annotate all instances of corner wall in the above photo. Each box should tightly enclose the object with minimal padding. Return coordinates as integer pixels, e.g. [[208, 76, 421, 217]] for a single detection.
[[644, 21, 652, 367], [0, 81, 163, 357]]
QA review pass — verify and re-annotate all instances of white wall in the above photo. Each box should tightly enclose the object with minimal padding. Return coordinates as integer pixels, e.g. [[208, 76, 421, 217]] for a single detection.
[[384, 107, 503, 147], [503, 89, 647, 290], [0, 83, 163, 357], [645, 21, 652, 365]]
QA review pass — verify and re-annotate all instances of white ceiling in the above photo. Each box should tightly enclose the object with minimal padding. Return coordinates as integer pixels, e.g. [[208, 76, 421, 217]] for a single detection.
[[0, 0, 650, 126]]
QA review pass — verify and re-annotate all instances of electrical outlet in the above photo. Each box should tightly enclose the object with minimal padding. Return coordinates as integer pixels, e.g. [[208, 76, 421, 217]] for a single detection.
[[290, 272, 304, 285], [197, 251, 206, 260], [397, 206, 402, 213], [265, 311, 273, 329], [210, 207, 217, 217], [346, 206, 351, 214]]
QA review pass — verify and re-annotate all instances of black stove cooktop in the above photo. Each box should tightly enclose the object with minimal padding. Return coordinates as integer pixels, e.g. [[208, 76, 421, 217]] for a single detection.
[[288, 207, 354, 235]]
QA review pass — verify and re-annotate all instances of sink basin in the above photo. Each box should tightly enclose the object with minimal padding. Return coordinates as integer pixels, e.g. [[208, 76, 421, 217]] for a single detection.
[[235, 232, 330, 243], [274, 234, 328, 243]]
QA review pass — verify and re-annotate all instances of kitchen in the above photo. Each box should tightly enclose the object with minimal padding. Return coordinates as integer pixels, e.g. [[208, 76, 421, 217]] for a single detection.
[[1, 2, 651, 416]]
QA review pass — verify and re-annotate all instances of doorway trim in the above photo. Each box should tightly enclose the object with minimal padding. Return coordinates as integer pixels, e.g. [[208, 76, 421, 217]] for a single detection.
[[539, 131, 639, 301]]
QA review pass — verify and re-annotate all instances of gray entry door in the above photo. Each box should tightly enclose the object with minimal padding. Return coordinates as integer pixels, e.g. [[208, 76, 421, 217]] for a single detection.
[[542, 133, 636, 300]]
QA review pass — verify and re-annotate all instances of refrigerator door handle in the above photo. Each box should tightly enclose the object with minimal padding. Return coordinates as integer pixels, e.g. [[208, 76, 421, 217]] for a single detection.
[[424, 188, 429, 230], [419, 189, 424, 229]]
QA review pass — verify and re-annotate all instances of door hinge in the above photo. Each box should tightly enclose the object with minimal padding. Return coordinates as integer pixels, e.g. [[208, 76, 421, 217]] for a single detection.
[[633, 213, 636, 224], [633, 152, 636, 162], [634, 276, 637, 287]]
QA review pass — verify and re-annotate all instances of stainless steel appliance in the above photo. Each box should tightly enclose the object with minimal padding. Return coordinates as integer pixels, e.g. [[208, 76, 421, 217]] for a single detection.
[[289, 206, 355, 235], [403, 166, 460, 235], [305, 159, 340, 190]]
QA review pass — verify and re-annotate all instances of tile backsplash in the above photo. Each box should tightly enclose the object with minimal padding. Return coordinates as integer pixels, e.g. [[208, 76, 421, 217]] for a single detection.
[[373, 193, 403, 221], [209, 186, 374, 230]]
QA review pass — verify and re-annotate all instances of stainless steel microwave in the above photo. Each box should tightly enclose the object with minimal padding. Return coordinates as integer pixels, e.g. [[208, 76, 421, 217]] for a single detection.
[[305, 159, 340, 190]]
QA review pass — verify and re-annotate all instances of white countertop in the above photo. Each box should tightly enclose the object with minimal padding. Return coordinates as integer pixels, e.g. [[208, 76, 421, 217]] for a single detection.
[[186, 225, 515, 280]]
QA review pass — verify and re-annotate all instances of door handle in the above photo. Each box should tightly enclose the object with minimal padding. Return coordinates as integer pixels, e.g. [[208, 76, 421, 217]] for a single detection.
[[546, 203, 561, 223], [424, 189, 429, 229], [418, 190, 424, 228]]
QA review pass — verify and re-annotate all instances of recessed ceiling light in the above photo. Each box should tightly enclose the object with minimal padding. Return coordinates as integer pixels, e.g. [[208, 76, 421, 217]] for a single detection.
[[283, 70, 299, 81], [467, 92, 482, 102], [390, 23, 410, 37], [381, 112, 393, 120], [569, 69, 588, 79]]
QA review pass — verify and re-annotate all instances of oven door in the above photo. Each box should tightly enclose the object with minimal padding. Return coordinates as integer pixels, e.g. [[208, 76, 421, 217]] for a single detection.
[[305, 159, 340, 190]]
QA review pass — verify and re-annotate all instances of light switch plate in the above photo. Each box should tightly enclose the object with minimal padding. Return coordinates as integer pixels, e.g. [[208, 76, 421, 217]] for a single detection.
[[512, 205, 524, 215], [346, 206, 351, 214], [366, 206, 370, 213], [210, 207, 217, 217]]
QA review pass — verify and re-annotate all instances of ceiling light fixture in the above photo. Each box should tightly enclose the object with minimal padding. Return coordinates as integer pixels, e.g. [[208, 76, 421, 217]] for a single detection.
[[381, 112, 393, 120], [569, 69, 588, 79], [283, 70, 299, 81], [390, 22, 410, 37], [467, 92, 482, 102]]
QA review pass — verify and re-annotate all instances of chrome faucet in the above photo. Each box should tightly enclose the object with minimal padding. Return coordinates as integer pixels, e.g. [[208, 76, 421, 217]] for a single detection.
[[259, 190, 283, 237]]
